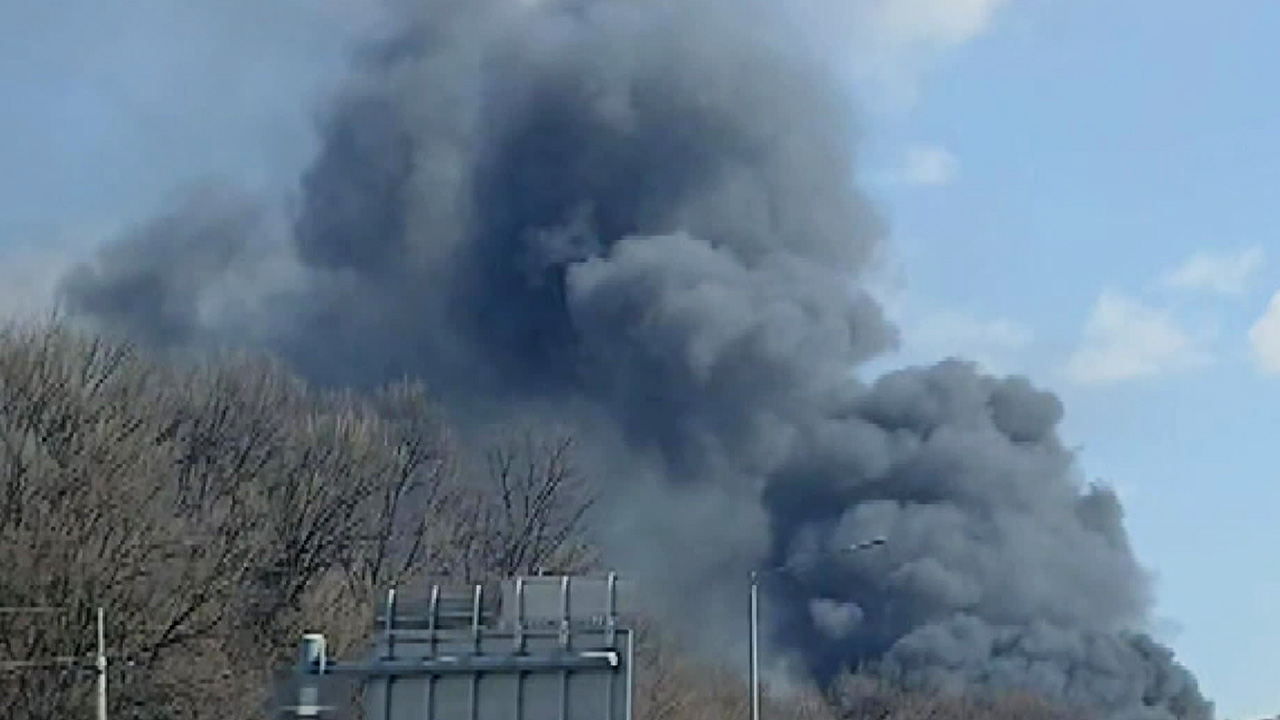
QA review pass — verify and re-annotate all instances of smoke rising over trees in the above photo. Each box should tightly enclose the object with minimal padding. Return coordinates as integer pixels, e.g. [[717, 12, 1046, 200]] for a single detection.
[[53, 0, 1210, 718]]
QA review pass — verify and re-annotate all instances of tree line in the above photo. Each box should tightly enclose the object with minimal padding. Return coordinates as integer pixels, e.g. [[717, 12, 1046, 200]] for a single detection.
[[0, 320, 1083, 720]]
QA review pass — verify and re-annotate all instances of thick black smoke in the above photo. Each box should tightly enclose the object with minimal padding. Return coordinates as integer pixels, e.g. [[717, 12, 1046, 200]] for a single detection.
[[58, 1, 1211, 718]]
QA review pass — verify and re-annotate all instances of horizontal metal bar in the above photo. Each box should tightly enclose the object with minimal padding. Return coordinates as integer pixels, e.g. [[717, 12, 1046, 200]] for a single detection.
[[280, 704, 334, 714], [0, 656, 91, 670], [0, 655, 139, 671], [374, 618, 617, 628], [301, 650, 620, 677], [374, 628, 622, 642]]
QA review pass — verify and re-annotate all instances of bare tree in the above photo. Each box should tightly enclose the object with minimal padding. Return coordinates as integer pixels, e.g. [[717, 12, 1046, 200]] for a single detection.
[[0, 322, 463, 719], [427, 425, 599, 584], [341, 381, 458, 598], [828, 672, 1092, 720]]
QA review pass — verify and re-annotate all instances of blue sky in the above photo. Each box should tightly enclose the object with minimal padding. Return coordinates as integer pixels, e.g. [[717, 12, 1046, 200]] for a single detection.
[[1, 1, 1277, 717]]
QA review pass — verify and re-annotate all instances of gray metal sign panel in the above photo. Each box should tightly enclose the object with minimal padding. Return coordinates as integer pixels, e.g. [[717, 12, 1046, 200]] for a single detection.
[[290, 575, 634, 720], [496, 576, 638, 629], [360, 627, 632, 720]]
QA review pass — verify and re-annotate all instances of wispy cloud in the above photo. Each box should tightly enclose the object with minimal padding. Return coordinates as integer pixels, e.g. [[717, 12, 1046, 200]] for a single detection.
[[788, 0, 1016, 108], [906, 309, 1030, 373], [1248, 291, 1280, 375], [857, 0, 1013, 105], [1160, 245, 1264, 296], [1065, 290, 1210, 386], [866, 280, 1032, 376], [895, 145, 961, 187]]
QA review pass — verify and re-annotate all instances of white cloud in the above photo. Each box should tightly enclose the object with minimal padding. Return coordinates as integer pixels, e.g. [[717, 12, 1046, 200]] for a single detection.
[[1160, 245, 1264, 296], [1248, 291, 1280, 375], [779, 0, 1014, 108], [843, 0, 1014, 105], [866, 0, 1011, 51], [905, 309, 1030, 372], [864, 281, 1032, 376], [896, 145, 960, 187], [1065, 291, 1210, 386]]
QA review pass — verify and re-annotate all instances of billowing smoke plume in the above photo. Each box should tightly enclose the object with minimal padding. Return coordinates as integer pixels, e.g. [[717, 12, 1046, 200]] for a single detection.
[[58, 1, 1211, 718]]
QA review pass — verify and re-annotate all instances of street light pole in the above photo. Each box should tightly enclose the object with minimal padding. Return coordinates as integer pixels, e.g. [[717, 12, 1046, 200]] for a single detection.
[[749, 537, 886, 720], [749, 571, 760, 720]]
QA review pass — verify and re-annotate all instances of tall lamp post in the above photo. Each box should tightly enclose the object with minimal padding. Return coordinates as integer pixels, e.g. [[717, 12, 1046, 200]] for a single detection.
[[749, 537, 886, 720]]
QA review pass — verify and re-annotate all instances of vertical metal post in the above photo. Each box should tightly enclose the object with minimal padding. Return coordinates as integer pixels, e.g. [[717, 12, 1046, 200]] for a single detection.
[[605, 572, 618, 646], [385, 587, 397, 658], [558, 576, 571, 649], [424, 579, 440, 717], [300, 633, 327, 672], [96, 607, 107, 720], [471, 584, 483, 720], [559, 577, 570, 720], [514, 578, 526, 653], [514, 578, 527, 720], [605, 572, 618, 720], [624, 629, 634, 720], [428, 584, 441, 656], [298, 633, 327, 718], [384, 587, 396, 720], [426, 586, 439, 720], [749, 573, 759, 720], [472, 584, 484, 653]]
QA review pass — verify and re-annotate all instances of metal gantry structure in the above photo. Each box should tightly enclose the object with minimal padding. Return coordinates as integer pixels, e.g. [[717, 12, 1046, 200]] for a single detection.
[[290, 574, 635, 720]]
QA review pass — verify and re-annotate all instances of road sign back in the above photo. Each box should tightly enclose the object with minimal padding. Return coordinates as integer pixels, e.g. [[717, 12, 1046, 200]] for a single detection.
[[290, 574, 634, 720]]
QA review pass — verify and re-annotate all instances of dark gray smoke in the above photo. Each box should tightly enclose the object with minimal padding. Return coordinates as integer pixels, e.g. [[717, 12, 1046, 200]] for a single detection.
[[58, 1, 1211, 718]]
